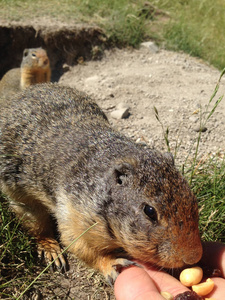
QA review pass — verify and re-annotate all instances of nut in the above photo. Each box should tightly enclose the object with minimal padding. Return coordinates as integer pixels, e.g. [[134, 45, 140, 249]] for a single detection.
[[180, 267, 203, 287], [161, 291, 173, 300], [192, 278, 215, 296]]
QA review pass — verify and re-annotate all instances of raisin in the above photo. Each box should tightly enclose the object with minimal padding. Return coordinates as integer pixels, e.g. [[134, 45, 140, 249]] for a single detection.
[[174, 291, 203, 300]]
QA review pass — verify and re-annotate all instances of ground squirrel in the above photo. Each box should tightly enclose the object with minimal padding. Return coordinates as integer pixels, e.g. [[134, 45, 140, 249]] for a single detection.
[[0, 48, 51, 97], [0, 83, 203, 284]]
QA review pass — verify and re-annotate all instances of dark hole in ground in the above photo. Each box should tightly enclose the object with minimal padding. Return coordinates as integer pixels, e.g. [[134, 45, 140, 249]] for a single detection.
[[0, 23, 108, 82]]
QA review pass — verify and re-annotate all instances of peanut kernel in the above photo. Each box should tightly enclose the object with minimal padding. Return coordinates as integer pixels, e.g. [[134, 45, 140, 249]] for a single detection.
[[179, 266, 203, 287], [160, 291, 173, 300], [192, 278, 214, 296]]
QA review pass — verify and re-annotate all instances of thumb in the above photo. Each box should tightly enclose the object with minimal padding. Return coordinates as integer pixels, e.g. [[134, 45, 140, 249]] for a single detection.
[[114, 266, 165, 300]]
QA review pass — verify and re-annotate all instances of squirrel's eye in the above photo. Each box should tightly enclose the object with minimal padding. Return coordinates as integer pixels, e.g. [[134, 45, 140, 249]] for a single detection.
[[31, 53, 37, 58], [143, 204, 157, 222]]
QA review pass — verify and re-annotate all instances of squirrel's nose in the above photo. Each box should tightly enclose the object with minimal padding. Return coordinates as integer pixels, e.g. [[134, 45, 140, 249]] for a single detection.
[[182, 244, 203, 265]]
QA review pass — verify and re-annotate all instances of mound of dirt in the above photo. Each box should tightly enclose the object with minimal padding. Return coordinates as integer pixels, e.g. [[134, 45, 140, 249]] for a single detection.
[[60, 46, 225, 167]]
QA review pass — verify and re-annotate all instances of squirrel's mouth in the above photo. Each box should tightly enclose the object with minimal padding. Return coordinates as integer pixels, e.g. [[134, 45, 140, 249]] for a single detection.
[[113, 247, 132, 259], [112, 248, 165, 271]]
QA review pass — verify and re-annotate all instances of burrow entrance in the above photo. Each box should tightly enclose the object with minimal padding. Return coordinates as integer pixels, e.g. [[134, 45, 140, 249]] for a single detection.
[[0, 23, 108, 81]]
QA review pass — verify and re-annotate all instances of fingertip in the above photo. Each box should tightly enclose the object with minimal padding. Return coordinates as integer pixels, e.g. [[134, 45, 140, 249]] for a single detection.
[[114, 266, 163, 300]]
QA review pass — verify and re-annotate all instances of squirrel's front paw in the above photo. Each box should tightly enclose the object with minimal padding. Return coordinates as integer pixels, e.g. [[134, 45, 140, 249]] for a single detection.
[[100, 257, 140, 285], [37, 237, 68, 272]]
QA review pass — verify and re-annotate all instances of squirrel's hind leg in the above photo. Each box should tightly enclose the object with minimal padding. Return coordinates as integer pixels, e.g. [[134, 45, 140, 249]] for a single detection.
[[9, 194, 67, 272]]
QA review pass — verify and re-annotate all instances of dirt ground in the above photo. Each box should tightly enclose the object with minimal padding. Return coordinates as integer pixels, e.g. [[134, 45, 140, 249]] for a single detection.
[[60, 46, 225, 165], [2, 41, 225, 299], [24, 45, 225, 300]]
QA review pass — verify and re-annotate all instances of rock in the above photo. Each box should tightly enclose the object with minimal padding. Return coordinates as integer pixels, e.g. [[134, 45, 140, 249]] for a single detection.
[[116, 102, 130, 110], [105, 104, 116, 110], [140, 41, 159, 53], [62, 63, 70, 72], [111, 108, 130, 119], [136, 137, 147, 146], [193, 125, 207, 133], [189, 115, 199, 123]]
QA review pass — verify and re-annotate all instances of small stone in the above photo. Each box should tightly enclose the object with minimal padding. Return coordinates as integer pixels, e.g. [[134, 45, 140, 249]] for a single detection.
[[116, 102, 130, 110], [62, 63, 70, 72], [189, 115, 199, 123], [193, 125, 207, 133], [105, 105, 116, 110], [148, 138, 155, 147], [140, 41, 159, 53], [111, 108, 130, 119], [136, 138, 147, 146]]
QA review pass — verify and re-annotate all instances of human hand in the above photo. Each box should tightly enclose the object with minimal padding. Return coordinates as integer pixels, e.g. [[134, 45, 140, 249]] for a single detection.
[[114, 242, 225, 299]]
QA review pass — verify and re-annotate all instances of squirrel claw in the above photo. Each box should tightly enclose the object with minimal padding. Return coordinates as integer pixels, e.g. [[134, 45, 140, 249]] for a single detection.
[[113, 259, 141, 273], [37, 237, 68, 272], [106, 258, 141, 285]]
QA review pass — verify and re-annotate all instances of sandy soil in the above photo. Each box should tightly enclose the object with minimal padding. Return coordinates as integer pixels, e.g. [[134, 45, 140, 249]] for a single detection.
[[60, 46, 225, 166]]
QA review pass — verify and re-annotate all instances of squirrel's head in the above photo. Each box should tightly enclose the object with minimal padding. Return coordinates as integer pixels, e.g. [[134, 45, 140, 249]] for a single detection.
[[104, 149, 203, 269], [22, 48, 50, 70]]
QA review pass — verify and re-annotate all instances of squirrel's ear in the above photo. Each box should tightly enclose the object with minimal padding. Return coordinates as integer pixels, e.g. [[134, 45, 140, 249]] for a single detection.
[[23, 49, 29, 57], [163, 152, 174, 165], [113, 159, 136, 185]]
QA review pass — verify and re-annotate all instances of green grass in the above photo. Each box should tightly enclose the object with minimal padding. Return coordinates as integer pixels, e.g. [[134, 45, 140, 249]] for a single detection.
[[0, 195, 38, 298], [0, 0, 151, 47], [154, 67, 225, 243], [191, 154, 225, 242], [155, 0, 225, 70], [184, 69, 225, 243]]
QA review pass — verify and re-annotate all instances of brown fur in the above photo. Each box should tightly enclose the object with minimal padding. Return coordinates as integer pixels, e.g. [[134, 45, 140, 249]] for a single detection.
[[0, 48, 51, 98], [0, 83, 203, 283]]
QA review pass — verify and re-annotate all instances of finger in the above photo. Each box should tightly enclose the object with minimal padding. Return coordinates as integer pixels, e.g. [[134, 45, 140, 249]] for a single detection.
[[201, 242, 225, 277], [144, 267, 190, 296], [114, 266, 165, 300]]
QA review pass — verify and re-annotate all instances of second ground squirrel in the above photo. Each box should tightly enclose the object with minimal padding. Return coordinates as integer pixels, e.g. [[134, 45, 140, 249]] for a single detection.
[[0, 83, 203, 283], [0, 47, 51, 97]]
